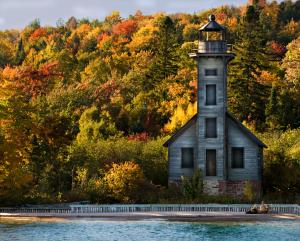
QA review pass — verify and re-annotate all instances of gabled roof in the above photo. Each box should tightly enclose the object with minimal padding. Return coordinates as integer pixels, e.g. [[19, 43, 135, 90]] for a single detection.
[[163, 112, 267, 148], [200, 15, 226, 32], [226, 112, 267, 148], [163, 114, 197, 147]]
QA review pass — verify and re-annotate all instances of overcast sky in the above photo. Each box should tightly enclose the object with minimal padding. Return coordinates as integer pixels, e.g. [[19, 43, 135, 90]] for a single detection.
[[0, 0, 257, 30]]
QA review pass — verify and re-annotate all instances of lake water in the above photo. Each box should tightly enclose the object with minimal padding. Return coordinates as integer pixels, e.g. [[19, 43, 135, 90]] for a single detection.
[[0, 218, 299, 241]]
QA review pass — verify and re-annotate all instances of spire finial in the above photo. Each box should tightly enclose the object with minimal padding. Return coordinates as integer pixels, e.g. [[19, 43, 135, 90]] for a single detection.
[[209, 14, 216, 21]]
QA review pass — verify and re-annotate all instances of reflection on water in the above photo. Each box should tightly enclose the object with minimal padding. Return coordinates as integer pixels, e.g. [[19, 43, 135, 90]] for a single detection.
[[0, 218, 299, 241]]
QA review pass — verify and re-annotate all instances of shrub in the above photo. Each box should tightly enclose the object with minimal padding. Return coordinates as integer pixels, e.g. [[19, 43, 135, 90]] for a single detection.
[[243, 181, 255, 202], [181, 169, 203, 200], [87, 177, 112, 203], [103, 161, 145, 203]]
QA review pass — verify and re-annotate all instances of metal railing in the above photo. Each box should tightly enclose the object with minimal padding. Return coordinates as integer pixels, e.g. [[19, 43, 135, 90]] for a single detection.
[[1, 204, 299, 215]]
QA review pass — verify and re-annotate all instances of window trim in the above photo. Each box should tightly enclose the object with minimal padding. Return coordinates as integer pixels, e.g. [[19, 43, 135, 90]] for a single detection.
[[181, 147, 194, 169], [205, 68, 218, 76], [205, 118, 217, 138], [231, 147, 245, 169], [205, 84, 217, 106]]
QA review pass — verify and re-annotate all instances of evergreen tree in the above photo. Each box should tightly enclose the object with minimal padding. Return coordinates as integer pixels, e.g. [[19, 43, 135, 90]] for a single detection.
[[14, 38, 26, 65], [150, 16, 180, 83], [228, 3, 269, 130], [265, 83, 280, 129]]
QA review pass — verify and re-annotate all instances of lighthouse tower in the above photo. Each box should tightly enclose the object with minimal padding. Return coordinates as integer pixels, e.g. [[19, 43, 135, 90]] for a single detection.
[[164, 14, 266, 197], [189, 14, 235, 194]]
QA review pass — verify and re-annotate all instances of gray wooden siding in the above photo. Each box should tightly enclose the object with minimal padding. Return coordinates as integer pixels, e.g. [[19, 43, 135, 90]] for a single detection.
[[227, 118, 261, 181], [167, 55, 262, 184], [197, 57, 227, 180], [168, 121, 197, 181]]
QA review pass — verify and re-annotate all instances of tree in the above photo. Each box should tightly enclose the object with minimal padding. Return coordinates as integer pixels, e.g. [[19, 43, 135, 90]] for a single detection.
[[150, 16, 180, 82], [282, 35, 300, 90], [76, 106, 121, 143], [14, 38, 26, 65], [265, 84, 280, 129], [228, 3, 270, 130]]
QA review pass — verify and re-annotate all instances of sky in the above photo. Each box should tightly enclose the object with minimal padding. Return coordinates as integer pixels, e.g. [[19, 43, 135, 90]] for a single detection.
[[0, 0, 253, 30]]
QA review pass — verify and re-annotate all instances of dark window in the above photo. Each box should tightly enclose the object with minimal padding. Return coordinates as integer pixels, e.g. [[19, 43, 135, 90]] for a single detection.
[[205, 68, 217, 76], [205, 118, 217, 138], [206, 149, 216, 176], [181, 148, 194, 168], [231, 147, 244, 168], [206, 84, 216, 105]]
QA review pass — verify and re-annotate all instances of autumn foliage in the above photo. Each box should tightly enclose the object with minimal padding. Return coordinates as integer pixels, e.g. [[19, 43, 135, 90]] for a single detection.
[[0, 1, 300, 204]]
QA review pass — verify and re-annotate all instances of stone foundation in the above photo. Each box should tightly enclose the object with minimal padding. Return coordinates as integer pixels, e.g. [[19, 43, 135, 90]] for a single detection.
[[203, 180, 220, 196], [170, 179, 262, 198], [203, 180, 261, 197]]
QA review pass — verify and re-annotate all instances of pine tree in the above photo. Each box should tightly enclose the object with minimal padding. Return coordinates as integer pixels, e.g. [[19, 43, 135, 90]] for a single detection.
[[265, 84, 280, 129], [228, 3, 269, 130], [14, 38, 25, 65], [150, 16, 180, 83]]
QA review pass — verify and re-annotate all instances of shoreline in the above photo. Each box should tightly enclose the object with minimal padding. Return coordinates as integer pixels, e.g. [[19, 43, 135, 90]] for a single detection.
[[1, 212, 299, 222]]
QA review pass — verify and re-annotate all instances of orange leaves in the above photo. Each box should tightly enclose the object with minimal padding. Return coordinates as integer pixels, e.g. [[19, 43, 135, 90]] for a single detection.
[[113, 19, 138, 37], [1, 61, 61, 98], [29, 28, 47, 41], [216, 12, 228, 25], [259, 71, 280, 85], [75, 23, 92, 38], [269, 41, 286, 56]]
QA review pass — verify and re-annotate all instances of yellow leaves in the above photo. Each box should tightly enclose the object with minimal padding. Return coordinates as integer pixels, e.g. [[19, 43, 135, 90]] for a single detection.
[[164, 102, 197, 133], [127, 24, 159, 52], [75, 24, 92, 38], [227, 17, 238, 29], [282, 36, 300, 88], [282, 19, 300, 35], [103, 161, 144, 202]]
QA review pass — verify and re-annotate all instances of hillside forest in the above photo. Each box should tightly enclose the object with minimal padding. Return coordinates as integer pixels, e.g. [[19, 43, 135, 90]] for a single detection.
[[0, 0, 300, 205]]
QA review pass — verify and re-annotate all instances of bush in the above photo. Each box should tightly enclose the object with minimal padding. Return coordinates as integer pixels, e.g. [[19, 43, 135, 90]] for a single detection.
[[87, 177, 112, 203], [181, 169, 203, 200], [243, 181, 255, 202], [68, 137, 168, 186], [103, 161, 145, 203]]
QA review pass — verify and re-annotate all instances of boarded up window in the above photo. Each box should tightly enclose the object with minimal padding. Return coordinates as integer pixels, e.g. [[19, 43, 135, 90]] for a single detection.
[[181, 148, 194, 168], [205, 68, 217, 76], [206, 84, 216, 105], [205, 118, 217, 138], [231, 147, 244, 168], [206, 149, 216, 176]]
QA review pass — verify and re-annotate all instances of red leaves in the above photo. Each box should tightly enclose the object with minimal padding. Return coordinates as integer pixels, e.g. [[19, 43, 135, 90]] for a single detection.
[[2, 61, 61, 98], [113, 19, 138, 37], [128, 132, 149, 141], [93, 79, 120, 104], [269, 41, 286, 57]]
